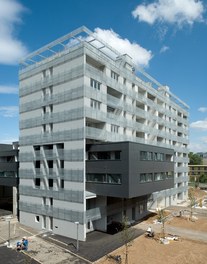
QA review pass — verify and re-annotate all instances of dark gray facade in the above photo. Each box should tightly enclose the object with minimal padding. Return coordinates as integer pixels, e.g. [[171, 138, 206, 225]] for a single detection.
[[86, 142, 174, 198], [0, 143, 19, 214], [0, 144, 18, 186]]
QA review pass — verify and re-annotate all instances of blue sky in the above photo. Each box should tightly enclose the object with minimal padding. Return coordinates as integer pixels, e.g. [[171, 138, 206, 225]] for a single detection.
[[0, 0, 207, 153]]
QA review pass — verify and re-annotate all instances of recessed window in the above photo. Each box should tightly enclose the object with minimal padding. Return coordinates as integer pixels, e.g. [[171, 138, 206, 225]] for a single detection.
[[60, 160, 64, 168], [140, 173, 153, 183], [35, 216, 40, 222], [111, 70, 119, 81], [35, 178, 40, 187], [43, 197, 46, 205], [47, 160, 53, 168], [50, 197, 53, 206], [48, 179, 53, 188], [86, 173, 121, 184], [90, 78, 101, 90], [35, 160, 40, 168], [34, 145, 40, 151], [61, 179, 64, 189], [42, 124, 46, 133], [111, 124, 119, 133], [90, 99, 101, 110]]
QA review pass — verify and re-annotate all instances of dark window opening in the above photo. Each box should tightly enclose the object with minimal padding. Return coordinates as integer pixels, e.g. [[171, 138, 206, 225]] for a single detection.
[[35, 160, 40, 168], [48, 179, 53, 188], [35, 178, 40, 187], [61, 179, 64, 189]]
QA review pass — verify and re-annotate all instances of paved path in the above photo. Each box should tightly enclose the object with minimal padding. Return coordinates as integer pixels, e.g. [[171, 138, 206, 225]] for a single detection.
[[43, 227, 145, 262], [0, 246, 40, 264]]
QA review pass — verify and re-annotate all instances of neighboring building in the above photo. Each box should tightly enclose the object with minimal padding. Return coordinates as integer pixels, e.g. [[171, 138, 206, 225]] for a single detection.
[[0, 142, 19, 216], [19, 26, 189, 241], [196, 152, 207, 165], [188, 164, 207, 181]]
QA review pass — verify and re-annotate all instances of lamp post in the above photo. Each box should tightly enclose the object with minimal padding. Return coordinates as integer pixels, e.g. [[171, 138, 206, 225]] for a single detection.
[[5, 216, 12, 248], [74, 221, 79, 251]]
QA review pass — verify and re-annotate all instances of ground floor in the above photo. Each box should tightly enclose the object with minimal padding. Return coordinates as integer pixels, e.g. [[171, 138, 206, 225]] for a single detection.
[[86, 195, 149, 235]]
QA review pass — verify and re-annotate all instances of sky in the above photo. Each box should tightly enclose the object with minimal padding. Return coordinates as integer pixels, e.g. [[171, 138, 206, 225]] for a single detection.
[[0, 0, 207, 153]]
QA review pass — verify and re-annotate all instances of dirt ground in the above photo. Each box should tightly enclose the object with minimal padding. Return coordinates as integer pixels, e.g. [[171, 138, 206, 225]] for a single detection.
[[98, 188, 207, 264], [95, 211, 207, 264]]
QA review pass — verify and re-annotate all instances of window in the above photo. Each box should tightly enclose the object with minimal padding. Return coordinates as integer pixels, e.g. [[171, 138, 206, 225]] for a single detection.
[[42, 88, 46, 98], [114, 151, 121, 160], [43, 197, 46, 205], [154, 173, 165, 181], [140, 173, 153, 183], [49, 123, 53, 132], [140, 151, 164, 161], [90, 99, 101, 110], [42, 216, 46, 229], [42, 106, 46, 115], [49, 67, 53, 77], [111, 70, 119, 81], [60, 179, 64, 189], [35, 178, 40, 187], [111, 124, 119, 133], [49, 197, 53, 206], [88, 151, 121, 160], [139, 204, 144, 214], [49, 85, 53, 95], [140, 151, 153, 161], [47, 160, 53, 168], [42, 70, 46, 79], [49, 104, 53, 113], [86, 173, 122, 184], [166, 171, 173, 179], [35, 160, 40, 168], [48, 179, 53, 188], [90, 78, 101, 90], [42, 124, 46, 133], [154, 153, 164, 161], [60, 160, 64, 168], [34, 145, 40, 151], [35, 216, 40, 223]]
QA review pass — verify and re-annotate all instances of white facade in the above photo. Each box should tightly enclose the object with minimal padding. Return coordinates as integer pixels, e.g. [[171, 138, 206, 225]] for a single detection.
[[19, 26, 189, 241]]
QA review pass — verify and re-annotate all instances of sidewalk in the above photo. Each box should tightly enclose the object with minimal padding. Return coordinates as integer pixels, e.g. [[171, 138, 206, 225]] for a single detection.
[[0, 217, 89, 264]]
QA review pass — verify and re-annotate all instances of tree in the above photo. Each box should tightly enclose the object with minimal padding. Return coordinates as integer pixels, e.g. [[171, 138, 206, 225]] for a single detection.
[[189, 152, 202, 165], [188, 188, 196, 221], [120, 216, 134, 264], [157, 208, 168, 238], [199, 174, 207, 183]]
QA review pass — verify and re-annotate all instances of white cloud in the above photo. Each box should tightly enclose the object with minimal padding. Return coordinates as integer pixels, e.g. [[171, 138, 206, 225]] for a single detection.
[[0, 106, 18, 117], [0, 137, 18, 144], [0, 85, 18, 94], [160, 45, 170, 53], [0, 0, 27, 65], [93, 28, 153, 68], [132, 0, 205, 27], [190, 119, 207, 130], [198, 107, 207, 113], [189, 141, 207, 153]]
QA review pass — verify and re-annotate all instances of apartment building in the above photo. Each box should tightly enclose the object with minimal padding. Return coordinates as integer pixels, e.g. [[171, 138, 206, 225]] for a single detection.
[[0, 142, 19, 216], [19, 26, 189, 241], [189, 164, 207, 181]]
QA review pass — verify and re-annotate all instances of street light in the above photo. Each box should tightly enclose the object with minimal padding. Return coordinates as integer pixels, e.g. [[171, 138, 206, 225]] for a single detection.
[[74, 221, 79, 251], [5, 216, 12, 248]]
